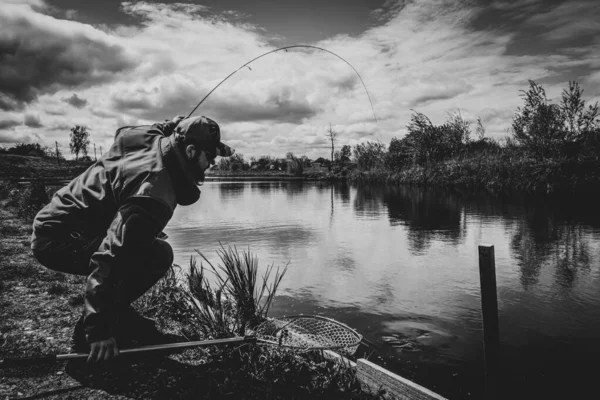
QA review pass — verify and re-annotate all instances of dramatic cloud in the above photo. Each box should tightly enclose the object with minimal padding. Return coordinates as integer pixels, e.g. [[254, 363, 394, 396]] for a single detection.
[[61, 93, 88, 109], [0, 119, 21, 130], [527, 0, 600, 41], [24, 114, 43, 128], [1, 0, 599, 159], [0, 2, 136, 111]]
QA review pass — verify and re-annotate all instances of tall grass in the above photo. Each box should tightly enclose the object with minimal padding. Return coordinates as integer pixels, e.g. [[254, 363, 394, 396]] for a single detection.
[[191, 244, 289, 336], [137, 245, 289, 340]]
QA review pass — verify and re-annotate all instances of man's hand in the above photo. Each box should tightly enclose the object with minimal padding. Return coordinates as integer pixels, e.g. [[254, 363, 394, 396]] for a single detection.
[[87, 337, 119, 364], [172, 115, 185, 126]]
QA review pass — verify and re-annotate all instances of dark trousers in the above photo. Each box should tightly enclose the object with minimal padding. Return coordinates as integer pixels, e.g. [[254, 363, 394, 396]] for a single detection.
[[31, 229, 173, 306]]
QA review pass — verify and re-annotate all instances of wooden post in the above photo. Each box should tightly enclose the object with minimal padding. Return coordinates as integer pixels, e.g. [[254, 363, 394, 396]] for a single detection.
[[478, 245, 500, 399]]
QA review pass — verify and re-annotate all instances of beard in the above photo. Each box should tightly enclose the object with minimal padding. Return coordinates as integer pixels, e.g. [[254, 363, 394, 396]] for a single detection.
[[188, 157, 206, 185]]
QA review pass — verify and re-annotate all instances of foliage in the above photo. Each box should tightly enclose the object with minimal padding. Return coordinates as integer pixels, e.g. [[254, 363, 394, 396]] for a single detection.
[[401, 110, 470, 167], [286, 155, 304, 176], [69, 125, 90, 161], [512, 80, 600, 160], [339, 145, 352, 163], [190, 244, 289, 336], [353, 140, 386, 170], [16, 179, 49, 221], [385, 136, 411, 170], [0, 143, 54, 158], [475, 116, 486, 140]]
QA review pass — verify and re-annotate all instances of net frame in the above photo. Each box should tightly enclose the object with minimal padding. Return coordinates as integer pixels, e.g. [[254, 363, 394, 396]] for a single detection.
[[252, 315, 363, 354]]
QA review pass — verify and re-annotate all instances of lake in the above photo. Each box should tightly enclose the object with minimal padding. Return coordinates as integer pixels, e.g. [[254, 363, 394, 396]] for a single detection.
[[165, 180, 600, 399]]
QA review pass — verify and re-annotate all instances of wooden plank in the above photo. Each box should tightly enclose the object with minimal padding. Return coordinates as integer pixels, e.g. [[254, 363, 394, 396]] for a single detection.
[[356, 359, 448, 400]]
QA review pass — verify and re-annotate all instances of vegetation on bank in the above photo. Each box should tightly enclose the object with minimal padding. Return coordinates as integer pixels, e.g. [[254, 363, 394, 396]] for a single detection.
[[0, 181, 380, 399], [345, 80, 600, 192]]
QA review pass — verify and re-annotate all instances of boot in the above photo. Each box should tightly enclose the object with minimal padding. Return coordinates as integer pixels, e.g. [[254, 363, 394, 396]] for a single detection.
[[114, 306, 172, 347], [71, 315, 89, 353]]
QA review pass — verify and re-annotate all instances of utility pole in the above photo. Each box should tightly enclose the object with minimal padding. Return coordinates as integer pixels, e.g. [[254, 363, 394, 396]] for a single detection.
[[94, 143, 97, 161], [100, 146, 103, 157], [55, 141, 61, 166]]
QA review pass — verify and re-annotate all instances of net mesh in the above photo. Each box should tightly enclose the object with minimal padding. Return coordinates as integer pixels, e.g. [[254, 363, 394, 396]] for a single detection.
[[254, 315, 362, 355]]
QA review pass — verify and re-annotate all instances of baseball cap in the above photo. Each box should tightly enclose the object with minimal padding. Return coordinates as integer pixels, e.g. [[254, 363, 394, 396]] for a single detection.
[[174, 116, 234, 157]]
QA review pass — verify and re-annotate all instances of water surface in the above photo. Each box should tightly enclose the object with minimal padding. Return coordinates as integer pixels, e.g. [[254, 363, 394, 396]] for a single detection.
[[166, 181, 600, 399]]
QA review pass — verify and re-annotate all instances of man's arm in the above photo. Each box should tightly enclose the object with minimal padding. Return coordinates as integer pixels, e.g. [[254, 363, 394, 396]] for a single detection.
[[83, 197, 172, 361]]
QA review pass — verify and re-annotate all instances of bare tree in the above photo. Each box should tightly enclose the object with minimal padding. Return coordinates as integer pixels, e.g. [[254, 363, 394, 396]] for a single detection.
[[326, 123, 338, 170]]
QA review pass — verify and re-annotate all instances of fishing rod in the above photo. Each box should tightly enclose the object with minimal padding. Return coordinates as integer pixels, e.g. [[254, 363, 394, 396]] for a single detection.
[[187, 45, 378, 124]]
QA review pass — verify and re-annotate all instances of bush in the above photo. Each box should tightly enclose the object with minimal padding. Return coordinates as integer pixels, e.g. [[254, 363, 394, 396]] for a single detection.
[[512, 80, 600, 160], [16, 179, 48, 221], [189, 245, 289, 337], [353, 141, 386, 171]]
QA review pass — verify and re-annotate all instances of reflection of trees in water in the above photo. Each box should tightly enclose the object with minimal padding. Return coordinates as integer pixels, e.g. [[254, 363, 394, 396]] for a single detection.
[[509, 197, 593, 290], [250, 181, 283, 195], [283, 181, 305, 199], [353, 184, 385, 217], [380, 185, 464, 254], [333, 182, 351, 204], [217, 182, 245, 200]]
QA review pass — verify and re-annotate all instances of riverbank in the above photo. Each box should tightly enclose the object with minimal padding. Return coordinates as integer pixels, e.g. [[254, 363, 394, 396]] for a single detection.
[[4, 152, 599, 194], [348, 154, 600, 194], [0, 155, 342, 183], [0, 181, 380, 399]]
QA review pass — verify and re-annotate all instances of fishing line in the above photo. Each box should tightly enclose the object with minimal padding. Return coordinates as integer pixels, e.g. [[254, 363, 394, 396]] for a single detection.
[[187, 45, 378, 124]]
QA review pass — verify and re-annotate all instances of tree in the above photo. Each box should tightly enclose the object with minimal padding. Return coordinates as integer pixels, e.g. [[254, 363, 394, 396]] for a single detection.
[[339, 145, 351, 163], [69, 125, 90, 161], [353, 140, 386, 170], [560, 81, 600, 139], [326, 123, 338, 170]]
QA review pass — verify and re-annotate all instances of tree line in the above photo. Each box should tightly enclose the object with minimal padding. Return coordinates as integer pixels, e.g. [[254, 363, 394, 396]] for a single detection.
[[2, 80, 598, 173], [0, 125, 92, 162]]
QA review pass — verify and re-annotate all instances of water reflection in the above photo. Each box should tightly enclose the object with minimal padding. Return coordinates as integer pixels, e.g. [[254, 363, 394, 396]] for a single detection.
[[353, 184, 385, 218], [375, 185, 464, 254], [168, 181, 600, 400], [333, 181, 351, 204], [508, 195, 594, 290], [217, 182, 245, 200]]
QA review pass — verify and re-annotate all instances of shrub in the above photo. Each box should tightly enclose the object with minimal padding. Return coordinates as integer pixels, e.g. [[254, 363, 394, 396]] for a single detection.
[[16, 179, 48, 221], [353, 141, 387, 171]]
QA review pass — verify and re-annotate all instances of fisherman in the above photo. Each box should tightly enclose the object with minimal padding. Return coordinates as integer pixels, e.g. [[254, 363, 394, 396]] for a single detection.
[[30, 115, 234, 364]]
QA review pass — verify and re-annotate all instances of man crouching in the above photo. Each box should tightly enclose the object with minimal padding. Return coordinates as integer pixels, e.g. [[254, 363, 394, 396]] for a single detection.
[[30, 115, 234, 364]]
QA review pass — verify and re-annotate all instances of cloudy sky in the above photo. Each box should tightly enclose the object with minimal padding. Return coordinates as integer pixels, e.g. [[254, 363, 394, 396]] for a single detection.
[[1, 0, 599, 160]]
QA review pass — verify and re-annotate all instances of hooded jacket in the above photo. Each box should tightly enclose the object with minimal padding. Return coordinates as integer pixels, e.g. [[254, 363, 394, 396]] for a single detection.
[[32, 121, 200, 342]]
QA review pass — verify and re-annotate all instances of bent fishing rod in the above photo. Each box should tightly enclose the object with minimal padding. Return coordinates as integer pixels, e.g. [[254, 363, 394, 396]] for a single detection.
[[187, 45, 378, 124]]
